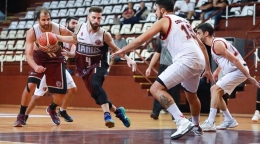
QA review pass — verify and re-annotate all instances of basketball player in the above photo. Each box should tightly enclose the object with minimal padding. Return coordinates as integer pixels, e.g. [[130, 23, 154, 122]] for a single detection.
[[56, 6, 136, 128], [13, 7, 74, 127], [112, 0, 214, 139], [24, 17, 79, 123], [196, 23, 260, 131]]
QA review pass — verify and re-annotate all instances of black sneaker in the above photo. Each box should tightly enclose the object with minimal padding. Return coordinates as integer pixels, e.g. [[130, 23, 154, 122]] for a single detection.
[[13, 114, 25, 127], [58, 109, 73, 122], [22, 115, 29, 125], [150, 113, 159, 120]]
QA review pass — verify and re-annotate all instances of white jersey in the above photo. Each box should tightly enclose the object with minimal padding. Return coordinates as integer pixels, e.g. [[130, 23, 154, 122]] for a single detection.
[[160, 15, 205, 69], [76, 22, 105, 56], [33, 22, 61, 39], [211, 38, 246, 75]]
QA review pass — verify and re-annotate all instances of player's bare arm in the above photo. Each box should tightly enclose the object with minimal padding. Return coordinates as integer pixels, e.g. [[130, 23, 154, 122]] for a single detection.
[[56, 24, 80, 44], [146, 52, 160, 77], [104, 31, 137, 71], [213, 66, 222, 80], [61, 44, 76, 58], [25, 28, 46, 73]]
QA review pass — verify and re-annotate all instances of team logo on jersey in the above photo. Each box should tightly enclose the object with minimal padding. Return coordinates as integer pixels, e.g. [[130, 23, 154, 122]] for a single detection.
[[56, 81, 62, 87], [95, 39, 102, 45]]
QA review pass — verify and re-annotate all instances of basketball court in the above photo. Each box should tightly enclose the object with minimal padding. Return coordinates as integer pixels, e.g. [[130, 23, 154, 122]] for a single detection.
[[0, 105, 259, 143]]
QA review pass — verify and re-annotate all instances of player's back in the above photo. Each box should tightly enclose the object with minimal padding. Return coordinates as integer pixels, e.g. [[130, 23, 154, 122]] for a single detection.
[[161, 15, 204, 67]]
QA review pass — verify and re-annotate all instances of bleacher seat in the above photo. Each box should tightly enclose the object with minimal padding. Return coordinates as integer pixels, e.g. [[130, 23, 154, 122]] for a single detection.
[[0, 31, 8, 39], [52, 19, 60, 24], [51, 10, 59, 17], [112, 5, 122, 13], [103, 6, 113, 14], [236, 6, 254, 17], [60, 18, 66, 26], [103, 15, 115, 25], [16, 30, 25, 39], [131, 24, 142, 34], [8, 21, 18, 29], [0, 41, 7, 50], [15, 40, 25, 50], [102, 26, 111, 31], [67, 9, 76, 16], [102, 0, 110, 5], [119, 0, 128, 3], [75, 0, 83, 7], [7, 31, 16, 39], [140, 13, 157, 23], [24, 11, 34, 19], [42, 2, 50, 8], [5, 51, 15, 62], [126, 37, 135, 44], [78, 17, 86, 23], [75, 8, 85, 16], [66, 1, 75, 8], [58, 1, 67, 8], [140, 23, 153, 34], [120, 24, 132, 34], [58, 9, 67, 17], [25, 21, 34, 29], [50, 1, 59, 9], [92, 0, 102, 5], [83, 0, 91, 6], [17, 21, 26, 29], [110, 25, 120, 34], [6, 41, 15, 50]]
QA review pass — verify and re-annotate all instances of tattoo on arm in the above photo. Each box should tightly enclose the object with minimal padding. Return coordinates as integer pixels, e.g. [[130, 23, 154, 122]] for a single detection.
[[159, 94, 173, 108]]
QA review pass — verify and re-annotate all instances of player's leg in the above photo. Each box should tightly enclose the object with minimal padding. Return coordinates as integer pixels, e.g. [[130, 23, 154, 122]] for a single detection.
[[58, 70, 77, 122], [151, 62, 197, 140], [25, 75, 48, 124], [45, 63, 67, 125], [252, 88, 260, 122], [14, 70, 44, 127]]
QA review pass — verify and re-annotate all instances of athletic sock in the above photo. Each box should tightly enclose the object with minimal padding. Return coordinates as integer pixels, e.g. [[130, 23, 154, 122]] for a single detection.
[[49, 102, 58, 110], [19, 105, 27, 115], [222, 109, 233, 121], [167, 103, 185, 121], [208, 108, 217, 124]]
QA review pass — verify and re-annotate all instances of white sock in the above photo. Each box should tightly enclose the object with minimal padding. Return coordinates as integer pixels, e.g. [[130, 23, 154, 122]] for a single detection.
[[208, 108, 217, 124], [222, 109, 233, 121], [192, 115, 200, 125], [167, 103, 185, 121], [60, 107, 66, 111]]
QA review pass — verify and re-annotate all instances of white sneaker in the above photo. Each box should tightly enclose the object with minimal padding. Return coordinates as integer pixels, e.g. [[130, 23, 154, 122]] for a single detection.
[[252, 110, 260, 122], [200, 120, 217, 132], [171, 118, 194, 140], [216, 118, 238, 130]]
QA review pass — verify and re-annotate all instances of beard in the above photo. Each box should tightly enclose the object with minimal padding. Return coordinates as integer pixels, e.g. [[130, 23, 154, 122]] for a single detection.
[[89, 21, 99, 30], [41, 24, 49, 30], [67, 26, 74, 33]]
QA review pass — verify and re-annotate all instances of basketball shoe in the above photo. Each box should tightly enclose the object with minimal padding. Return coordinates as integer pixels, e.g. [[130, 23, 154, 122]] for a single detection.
[[22, 114, 29, 125], [104, 113, 115, 128], [13, 114, 26, 127], [46, 107, 60, 125], [200, 120, 217, 132], [252, 110, 260, 122], [216, 118, 238, 130], [58, 109, 73, 122], [115, 107, 131, 127], [171, 118, 194, 140], [188, 117, 203, 136]]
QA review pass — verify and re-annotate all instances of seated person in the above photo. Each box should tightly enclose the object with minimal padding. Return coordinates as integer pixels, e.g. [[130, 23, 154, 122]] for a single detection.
[[204, 0, 229, 27], [173, 0, 195, 19], [187, 0, 214, 21], [122, 1, 150, 25], [122, 2, 136, 21], [109, 32, 127, 68]]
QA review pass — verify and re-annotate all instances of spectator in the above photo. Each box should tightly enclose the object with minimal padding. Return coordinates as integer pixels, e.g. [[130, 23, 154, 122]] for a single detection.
[[173, 0, 195, 19], [204, 0, 229, 27], [108, 32, 127, 72], [122, 2, 136, 21], [122, 1, 150, 25], [187, 0, 214, 21]]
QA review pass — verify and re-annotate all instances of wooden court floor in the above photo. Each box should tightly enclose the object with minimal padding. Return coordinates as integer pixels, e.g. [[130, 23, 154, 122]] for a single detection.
[[0, 105, 259, 144]]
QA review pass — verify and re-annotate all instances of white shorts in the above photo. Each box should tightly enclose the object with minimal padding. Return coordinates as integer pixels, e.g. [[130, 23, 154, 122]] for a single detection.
[[216, 67, 248, 95], [158, 60, 204, 93], [34, 70, 76, 96]]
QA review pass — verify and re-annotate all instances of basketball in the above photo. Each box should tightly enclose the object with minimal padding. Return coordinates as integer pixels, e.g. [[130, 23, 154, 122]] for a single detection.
[[37, 32, 59, 53]]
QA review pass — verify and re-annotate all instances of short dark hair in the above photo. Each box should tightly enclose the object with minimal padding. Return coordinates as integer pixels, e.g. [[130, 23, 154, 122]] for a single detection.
[[34, 6, 51, 21], [197, 23, 214, 36], [66, 16, 79, 24], [156, 0, 174, 12], [89, 6, 103, 13]]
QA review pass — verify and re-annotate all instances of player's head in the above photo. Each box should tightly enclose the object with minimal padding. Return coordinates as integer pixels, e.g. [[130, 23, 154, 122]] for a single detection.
[[196, 23, 214, 43], [65, 16, 78, 32], [88, 6, 103, 30], [34, 7, 51, 30], [155, 0, 174, 19]]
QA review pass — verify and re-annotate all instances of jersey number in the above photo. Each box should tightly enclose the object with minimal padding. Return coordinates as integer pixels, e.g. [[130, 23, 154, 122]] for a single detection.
[[86, 57, 91, 66], [181, 24, 195, 40]]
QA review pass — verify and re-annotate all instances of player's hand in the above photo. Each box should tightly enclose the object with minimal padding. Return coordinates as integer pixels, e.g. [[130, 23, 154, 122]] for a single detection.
[[248, 76, 260, 88], [111, 49, 125, 58], [212, 70, 219, 81], [201, 70, 215, 84], [145, 68, 151, 77], [34, 65, 46, 73], [61, 49, 69, 57], [126, 58, 137, 72]]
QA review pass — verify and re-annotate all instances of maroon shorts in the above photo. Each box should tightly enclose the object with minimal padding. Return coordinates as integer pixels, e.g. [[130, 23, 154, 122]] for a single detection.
[[28, 62, 67, 94]]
